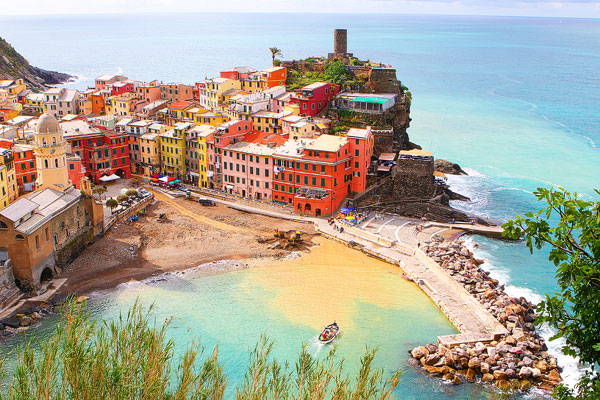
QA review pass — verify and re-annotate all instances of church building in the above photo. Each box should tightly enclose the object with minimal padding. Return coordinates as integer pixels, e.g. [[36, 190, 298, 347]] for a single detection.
[[0, 114, 104, 292]]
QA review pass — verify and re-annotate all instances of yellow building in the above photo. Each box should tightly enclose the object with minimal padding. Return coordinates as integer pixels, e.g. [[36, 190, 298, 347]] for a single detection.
[[250, 111, 288, 135], [193, 110, 228, 127], [0, 79, 26, 103], [187, 125, 215, 188], [0, 154, 11, 209], [139, 132, 161, 176], [205, 78, 241, 110], [34, 114, 72, 192], [159, 122, 192, 178], [106, 92, 138, 116]]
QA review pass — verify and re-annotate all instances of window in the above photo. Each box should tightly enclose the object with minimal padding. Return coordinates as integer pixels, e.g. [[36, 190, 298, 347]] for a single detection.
[[321, 178, 325, 187], [69, 163, 74, 170], [45, 227, 50, 241], [35, 235, 40, 249], [304, 176, 308, 184], [355, 161, 359, 168], [312, 164, 316, 172], [312, 177, 316, 186], [15, 234, 25, 241], [23, 176, 27, 183], [355, 149, 359, 157], [0, 221, 7, 230]]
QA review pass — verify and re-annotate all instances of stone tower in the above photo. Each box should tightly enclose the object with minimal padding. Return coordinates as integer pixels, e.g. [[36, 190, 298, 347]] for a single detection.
[[34, 113, 72, 192], [334, 29, 347, 55], [328, 29, 353, 60]]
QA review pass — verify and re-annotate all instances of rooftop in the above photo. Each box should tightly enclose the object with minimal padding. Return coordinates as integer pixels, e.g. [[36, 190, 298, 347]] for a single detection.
[[346, 127, 371, 139], [187, 124, 216, 138], [61, 120, 102, 137], [305, 134, 347, 152], [302, 82, 329, 91], [0, 187, 81, 234]]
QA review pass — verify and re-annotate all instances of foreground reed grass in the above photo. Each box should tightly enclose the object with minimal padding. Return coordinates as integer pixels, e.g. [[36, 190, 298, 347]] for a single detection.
[[0, 300, 401, 400]]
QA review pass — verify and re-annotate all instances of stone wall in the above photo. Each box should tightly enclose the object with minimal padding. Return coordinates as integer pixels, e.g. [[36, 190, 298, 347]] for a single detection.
[[393, 157, 435, 199], [367, 68, 400, 93]]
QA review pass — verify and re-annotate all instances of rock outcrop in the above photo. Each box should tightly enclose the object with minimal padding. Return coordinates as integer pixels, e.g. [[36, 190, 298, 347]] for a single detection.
[[435, 159, 468, 176], [409, 237, 562, 393], [0, 36, 71, 91]]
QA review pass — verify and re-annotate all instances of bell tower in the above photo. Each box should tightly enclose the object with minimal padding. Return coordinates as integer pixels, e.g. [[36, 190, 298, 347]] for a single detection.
[[34, 113, 72, 192]]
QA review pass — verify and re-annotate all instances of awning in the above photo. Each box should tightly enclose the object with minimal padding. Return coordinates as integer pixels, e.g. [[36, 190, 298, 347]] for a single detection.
[[159, 176, 170, 182], [379, 153, 396, 162], [99, 174, 120, 182], [226, 184, 234, 190]]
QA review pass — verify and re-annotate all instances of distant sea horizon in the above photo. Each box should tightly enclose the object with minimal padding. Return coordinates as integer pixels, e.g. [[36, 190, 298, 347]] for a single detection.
[[1, 13, 598, 398]]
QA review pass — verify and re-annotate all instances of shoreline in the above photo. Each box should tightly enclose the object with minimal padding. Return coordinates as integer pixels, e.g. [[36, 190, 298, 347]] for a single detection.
[[409, 236, 562, 394]]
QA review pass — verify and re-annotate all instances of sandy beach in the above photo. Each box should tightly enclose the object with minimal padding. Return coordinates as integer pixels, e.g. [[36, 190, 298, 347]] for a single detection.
[[57, 195, 316, 295]]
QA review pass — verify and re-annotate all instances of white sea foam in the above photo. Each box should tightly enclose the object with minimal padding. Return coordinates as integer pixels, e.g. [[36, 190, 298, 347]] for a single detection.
[[463, 236, 584, 389]]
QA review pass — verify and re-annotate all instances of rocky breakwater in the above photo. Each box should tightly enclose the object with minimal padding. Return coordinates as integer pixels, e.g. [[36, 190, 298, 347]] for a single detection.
[[408, 237, 562, 393]]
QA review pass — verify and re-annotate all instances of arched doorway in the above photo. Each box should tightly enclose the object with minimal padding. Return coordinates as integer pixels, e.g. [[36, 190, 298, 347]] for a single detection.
[[297, 203, 302, 210], [115, 169, 125, 178], [40, 267, 53, 285], [315, 208, 322, 216], [304, 203, 311, 212]]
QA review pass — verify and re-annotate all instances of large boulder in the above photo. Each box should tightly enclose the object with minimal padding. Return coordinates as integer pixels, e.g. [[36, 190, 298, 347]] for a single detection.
[[434, 159, 467, 176]]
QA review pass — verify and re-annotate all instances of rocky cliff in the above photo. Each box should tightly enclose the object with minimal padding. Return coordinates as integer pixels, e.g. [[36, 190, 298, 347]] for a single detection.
[[0, 37, 71, 91]]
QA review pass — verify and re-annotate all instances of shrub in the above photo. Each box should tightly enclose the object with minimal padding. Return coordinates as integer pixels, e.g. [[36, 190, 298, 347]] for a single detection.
[[0, 300, 402, 399], [125, 189, 138, 197], [117, 194, 128, 203], [106, 199, 118, 210]]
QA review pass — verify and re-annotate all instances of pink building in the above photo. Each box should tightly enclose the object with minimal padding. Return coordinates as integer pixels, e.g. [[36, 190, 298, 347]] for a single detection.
[[272, 92, 291, 113], [221, 142, 275, 200]]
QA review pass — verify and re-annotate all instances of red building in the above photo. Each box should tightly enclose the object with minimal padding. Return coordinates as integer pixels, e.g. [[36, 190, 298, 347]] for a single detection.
[[346, 127, 374, 194], [271, 130, 372, 217], [219, 66, 257, 81], [62, 120, 131, 184], [110, 81, 135, 96], [0, 141, 36, 194], [67, 154, 86, 189], [289, 82, 339, 117], [272, 135, 352, 216]]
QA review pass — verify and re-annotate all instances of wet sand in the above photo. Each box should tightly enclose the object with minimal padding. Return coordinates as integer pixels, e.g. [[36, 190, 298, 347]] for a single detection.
[[58, 196, 315, 296]]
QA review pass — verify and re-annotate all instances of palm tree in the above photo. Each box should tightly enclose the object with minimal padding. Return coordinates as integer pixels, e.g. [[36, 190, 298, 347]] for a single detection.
[[269, 47, 282, 65]]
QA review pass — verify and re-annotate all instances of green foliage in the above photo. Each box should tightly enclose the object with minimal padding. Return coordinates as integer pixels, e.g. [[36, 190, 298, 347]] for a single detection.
[[323, 61, 353, 84], [273, 59, 281, 67], [106, 199, 118, 210], [125, 189, 138, 197], [332, 125, 347, 134], [269, 47, 282, 65], [0, 300, 402, 399], [503, 187, 600, 399], [116, 194, 128, 203]]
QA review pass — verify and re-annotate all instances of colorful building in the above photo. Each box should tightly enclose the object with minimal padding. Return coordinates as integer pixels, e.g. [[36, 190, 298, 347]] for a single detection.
[[139, 132, 161, 177], [159, 122, 192, 178], [43, 88, 79, 118], [95, 74, 128, 91], [11, 143, 37, 194], [137, 81, 162, 103], [62, 120, 131, 183], [160, 83, 194, 102], [272, 135, 352, 216], [186, 125, 215, 188], [289, 82, 339, 117], [346, 128, 374, 194]]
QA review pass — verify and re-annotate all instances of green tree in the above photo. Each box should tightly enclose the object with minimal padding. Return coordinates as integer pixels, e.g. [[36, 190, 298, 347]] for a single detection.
[[92, 186, 107, 200], [106, 198, 118, 212], [324, 61, 353, 84], [117, 194, 128, 203], [503, 187, 600, 399], [269, 47, 282, 66], [126, 189, 138, 197], [0, 300, 402, 399]]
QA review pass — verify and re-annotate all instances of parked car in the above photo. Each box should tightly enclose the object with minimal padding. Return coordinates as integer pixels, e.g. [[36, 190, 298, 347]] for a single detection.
[[139, 189, 150, 197], [198, 198, 216, 206]]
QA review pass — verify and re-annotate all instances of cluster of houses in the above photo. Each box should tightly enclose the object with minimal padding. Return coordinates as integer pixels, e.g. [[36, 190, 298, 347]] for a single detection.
[[0, 62, 404, 217]]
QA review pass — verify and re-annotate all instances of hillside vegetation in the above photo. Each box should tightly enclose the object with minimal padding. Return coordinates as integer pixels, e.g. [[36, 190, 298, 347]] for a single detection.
[[0, 36, 71, 91]]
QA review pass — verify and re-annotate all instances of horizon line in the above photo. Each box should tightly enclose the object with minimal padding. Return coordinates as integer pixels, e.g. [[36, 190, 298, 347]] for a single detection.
[[1, 11, 599, 20]]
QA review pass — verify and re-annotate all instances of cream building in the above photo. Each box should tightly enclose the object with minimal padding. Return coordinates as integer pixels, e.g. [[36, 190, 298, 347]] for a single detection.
[[34, 114, 72, 193]]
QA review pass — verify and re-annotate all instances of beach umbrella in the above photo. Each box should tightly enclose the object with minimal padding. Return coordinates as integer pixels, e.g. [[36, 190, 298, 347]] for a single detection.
[[341, 208, 352, 213]]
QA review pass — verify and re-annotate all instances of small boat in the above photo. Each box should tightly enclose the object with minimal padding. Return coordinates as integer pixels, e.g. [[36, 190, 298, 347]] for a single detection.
[[319, 322, 340, 344], [402, 273, 413, 282]]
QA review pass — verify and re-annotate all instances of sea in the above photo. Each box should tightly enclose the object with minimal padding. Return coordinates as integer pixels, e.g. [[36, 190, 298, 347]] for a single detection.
[[0, 13, 598, 399]]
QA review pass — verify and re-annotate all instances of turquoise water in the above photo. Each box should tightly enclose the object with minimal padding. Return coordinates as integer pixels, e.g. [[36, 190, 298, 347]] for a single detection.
[[0, 13, 598, 396]]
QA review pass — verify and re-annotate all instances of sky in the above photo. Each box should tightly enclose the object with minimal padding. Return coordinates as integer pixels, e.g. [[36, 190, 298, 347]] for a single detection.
[[1, 0, 599, 18]]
